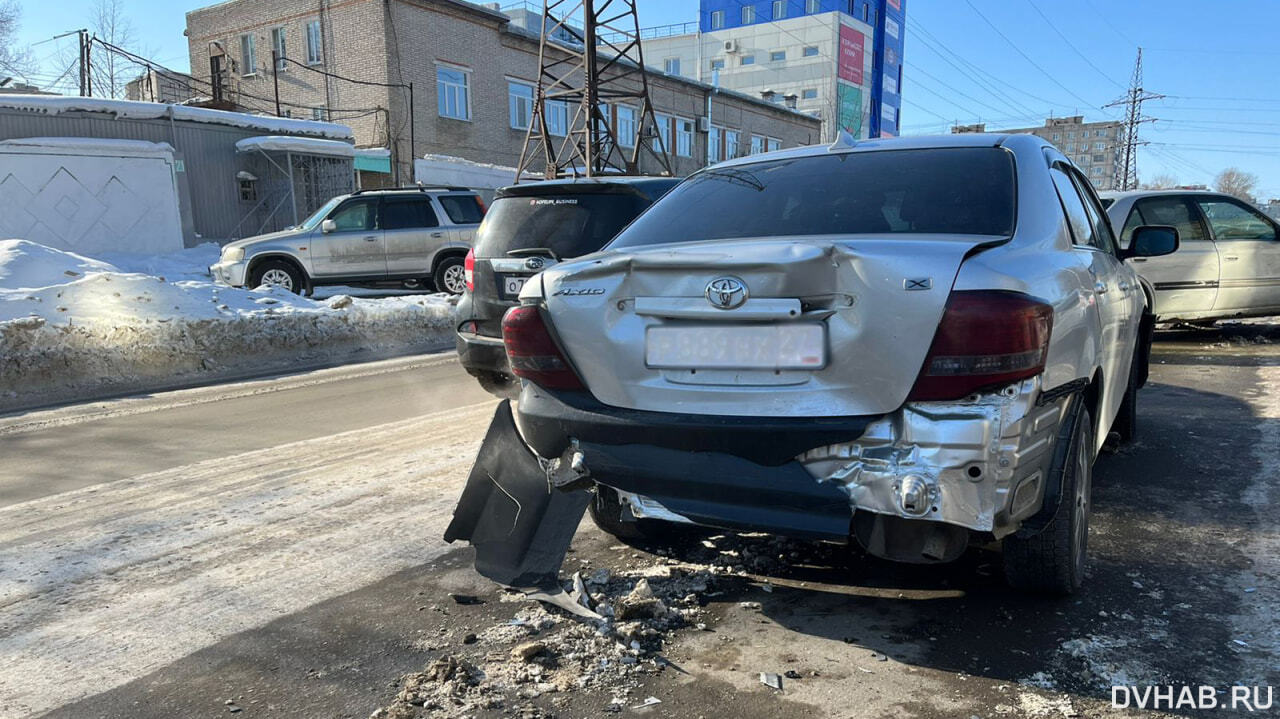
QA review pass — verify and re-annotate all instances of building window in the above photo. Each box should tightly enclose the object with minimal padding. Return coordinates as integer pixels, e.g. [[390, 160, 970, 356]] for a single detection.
[[740, 55, 755, 65], [654, 113, 673, 153], [742, 5, 756, 24], [238, 178, 257, 202], [801, 88, 817, 99], [437, 64, 471, 120], [306, 20, 323, 64], [1094, 141, 1104, 150], [773, 0, 786, 19], [710, 58, 725, 71], [676, 117, 694, 157], [1052, 133, 1061, 141], [1065, 143, 1074, 152], [547, 100, 569, 136], [239, 33, 256, 75], [806, 0, 820, 12], [750, 135, 764, 154], [664, 57, 681, 75], [725, 129, 740, 159], [1096, 129, 1107, 137], [709, 126, 722, 163], [615, 105, 637, 147], [271, 27, 286, 70], [767, 137, 781, 152], [770, 50, 786, 62], [1092, 166, 1104, 176], [802, 45, 819, 57], [311, 107, 327, 121], [1092, 154, 1105, 162], [508, 80, 534, 130], [710, 9, 725, 29]]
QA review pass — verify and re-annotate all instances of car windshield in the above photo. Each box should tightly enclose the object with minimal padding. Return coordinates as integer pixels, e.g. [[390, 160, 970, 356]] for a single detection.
[[473, 192, 649, 259], [610, 147, 1016, 249], [298, 196, 344, 231]]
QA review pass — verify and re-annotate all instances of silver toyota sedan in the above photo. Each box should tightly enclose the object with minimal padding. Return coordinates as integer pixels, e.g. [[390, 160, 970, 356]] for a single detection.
[[445, 133, 1179, 595]]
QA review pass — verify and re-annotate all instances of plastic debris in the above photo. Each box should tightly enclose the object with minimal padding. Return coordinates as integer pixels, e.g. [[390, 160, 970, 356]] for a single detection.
[[760, 672, 784, 690], [632, 697, 662, 709]]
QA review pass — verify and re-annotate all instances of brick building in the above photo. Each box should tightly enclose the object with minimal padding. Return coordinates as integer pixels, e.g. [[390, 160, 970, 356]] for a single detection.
[[185, 0, 821, 182], [952, 115, 1124, 191]]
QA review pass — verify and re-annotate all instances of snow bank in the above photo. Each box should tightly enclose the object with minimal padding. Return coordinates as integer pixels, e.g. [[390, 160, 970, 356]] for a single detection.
[[0, 240, 454, 411], [0, 94, 353, 139]]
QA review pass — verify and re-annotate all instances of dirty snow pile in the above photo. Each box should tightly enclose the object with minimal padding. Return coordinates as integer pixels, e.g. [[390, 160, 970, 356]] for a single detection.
[[0, 239, 453, 410], [372, 564, 718, 719]]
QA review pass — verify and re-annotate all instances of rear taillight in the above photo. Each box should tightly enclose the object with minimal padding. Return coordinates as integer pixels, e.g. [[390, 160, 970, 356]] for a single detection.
[[908, 291, 1053, 402], [464, 248, 475, 292], [502, 305, 585, 390]]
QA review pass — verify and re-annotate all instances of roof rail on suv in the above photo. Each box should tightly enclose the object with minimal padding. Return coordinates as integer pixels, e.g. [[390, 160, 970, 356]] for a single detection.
[[351, 185, 473, 195]]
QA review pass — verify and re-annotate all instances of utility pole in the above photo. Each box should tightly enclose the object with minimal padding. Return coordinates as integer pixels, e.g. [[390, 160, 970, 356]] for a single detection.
[[78, 30, 91, 97], [1104, 48, 1163, 191], [271, 50, 282, 117], [515, 0, 672, 180]]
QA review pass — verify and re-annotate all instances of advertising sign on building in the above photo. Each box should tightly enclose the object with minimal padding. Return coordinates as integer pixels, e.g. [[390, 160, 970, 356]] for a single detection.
[[837, 83, 863, 138], [837, 24, 865, 86]]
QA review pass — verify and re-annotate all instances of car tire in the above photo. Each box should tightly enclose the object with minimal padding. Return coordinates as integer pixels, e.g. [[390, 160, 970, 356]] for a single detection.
[[470, 370, 518, 399], [1003, 402, 1092, 596], [249, 259, 305, 295], [587, 485, 668, 542], [433, 255, 467, 295]]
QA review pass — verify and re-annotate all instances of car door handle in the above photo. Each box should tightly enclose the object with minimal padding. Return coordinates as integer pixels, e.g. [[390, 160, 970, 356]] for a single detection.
[[363, 235, 378, 242], [1118, 281, 1130, 292], [1094, 282, 1108, 294], [1223, 255, 1240, 261], [1130, 257, 1148, 263], [430, 231, 443, 238]]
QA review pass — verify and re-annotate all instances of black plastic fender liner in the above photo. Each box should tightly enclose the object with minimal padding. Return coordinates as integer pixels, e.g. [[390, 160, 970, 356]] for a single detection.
[[443, 400, 591, 590]]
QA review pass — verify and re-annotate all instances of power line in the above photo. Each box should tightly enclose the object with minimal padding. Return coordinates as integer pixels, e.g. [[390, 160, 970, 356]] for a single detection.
[[1023, 0, 1124, 90]]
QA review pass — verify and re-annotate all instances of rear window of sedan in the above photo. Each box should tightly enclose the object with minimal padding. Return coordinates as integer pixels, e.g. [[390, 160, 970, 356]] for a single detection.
[[610, 147, 1016, 248]]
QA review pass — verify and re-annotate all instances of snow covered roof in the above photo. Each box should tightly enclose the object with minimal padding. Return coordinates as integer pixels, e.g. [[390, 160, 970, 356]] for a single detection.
[[235, 135, 356, 158], [415, 154, 533, 190], [0, 94, 354, 139], [0, 137, 176, 157], [354, 147, 391, 158]]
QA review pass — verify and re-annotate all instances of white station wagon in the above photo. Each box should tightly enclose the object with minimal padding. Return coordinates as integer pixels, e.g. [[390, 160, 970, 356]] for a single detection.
[[445, 133, 1179, 595], [1103, 190, 1280, 322]]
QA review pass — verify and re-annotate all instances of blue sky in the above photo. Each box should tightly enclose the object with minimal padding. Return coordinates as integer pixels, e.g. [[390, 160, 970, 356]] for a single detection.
[[10, 0, 1280, 197]]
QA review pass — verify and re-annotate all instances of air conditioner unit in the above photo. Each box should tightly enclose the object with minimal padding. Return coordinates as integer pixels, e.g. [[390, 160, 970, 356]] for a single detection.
[[723, 39, 738, 53], [697, 117, 711, 133]]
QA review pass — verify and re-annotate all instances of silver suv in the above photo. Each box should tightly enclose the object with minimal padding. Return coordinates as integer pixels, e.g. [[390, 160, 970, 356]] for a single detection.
[[210, 187, 486, 295]]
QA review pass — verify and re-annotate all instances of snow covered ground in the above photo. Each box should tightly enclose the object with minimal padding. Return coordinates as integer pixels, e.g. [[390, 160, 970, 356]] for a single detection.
[[0, 240, 456, 411]]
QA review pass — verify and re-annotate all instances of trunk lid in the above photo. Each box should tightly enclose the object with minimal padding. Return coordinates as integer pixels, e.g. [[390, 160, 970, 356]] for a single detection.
[[540, 236, 990, 417]]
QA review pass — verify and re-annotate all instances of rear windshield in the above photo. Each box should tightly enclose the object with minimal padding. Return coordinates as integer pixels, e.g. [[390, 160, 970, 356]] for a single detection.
[[438, 194, 486, 224], [474, 192, 649, 258], [610, 147, 1016, 249]]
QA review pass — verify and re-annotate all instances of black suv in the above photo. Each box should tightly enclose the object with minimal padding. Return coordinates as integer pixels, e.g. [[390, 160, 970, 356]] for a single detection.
[[455, 177, 680, 395]]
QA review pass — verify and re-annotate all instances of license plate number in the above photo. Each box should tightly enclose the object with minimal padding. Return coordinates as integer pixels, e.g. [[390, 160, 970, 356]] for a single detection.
[[645, 324, 826, 370], [502, 276, 528, 298]]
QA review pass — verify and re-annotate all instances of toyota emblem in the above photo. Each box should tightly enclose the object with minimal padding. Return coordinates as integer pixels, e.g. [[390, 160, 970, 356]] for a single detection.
[[525, 256, 546, 270], [705, 276, 749, 310]]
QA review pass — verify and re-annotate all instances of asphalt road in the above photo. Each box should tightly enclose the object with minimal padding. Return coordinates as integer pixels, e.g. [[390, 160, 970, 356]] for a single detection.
[[2, 328, 1279, 719]]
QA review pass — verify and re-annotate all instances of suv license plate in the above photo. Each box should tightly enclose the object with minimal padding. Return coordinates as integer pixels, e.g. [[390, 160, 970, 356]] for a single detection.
[[645, 324, 826, 370], [502, 276, 528, 298]]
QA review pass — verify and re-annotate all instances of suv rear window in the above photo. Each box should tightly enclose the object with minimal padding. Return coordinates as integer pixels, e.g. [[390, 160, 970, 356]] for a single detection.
[[438, 194, 486, 224], [474, 192, 649, 259], [611, 148, 1016, 249]]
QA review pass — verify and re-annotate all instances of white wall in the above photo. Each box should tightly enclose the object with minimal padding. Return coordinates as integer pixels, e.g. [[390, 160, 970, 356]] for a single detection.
[[0, 139, 184, 255]]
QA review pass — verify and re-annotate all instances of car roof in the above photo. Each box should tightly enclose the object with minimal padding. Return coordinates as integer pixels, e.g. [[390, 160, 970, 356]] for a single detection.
[[709, 132, 1031, 170], [348, 186, 478, 197], [495, 176, 681, 202]]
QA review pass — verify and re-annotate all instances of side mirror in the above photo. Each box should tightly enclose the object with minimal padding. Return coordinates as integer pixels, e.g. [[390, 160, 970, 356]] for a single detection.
[[1123, 225, 1179, 260], [321, 219, 336, 234]]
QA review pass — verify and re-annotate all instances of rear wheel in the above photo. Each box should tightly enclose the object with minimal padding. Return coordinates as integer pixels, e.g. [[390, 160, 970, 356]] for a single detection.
[[249, 259, 305, 295], [434, 255, 467, 295], [1003, 403, 1093, 595]]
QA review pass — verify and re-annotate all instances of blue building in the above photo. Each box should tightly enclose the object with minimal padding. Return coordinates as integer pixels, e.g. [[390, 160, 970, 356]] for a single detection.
[[666, 0, 905, 138]]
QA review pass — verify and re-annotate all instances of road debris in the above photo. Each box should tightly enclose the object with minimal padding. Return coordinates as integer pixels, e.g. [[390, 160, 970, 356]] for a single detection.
[[631, 696, 662, 708], [759, 672, 784, 690]]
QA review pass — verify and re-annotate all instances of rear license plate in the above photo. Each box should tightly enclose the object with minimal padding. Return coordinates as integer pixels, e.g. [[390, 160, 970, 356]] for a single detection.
[[645, 324, 826, 370], [501, 276, 528, 299]]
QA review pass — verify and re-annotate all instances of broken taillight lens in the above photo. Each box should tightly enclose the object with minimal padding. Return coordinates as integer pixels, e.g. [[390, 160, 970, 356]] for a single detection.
[[502, 305, 585, 390], [464, 248, 475, 293], [907, 291, 1053, 402]]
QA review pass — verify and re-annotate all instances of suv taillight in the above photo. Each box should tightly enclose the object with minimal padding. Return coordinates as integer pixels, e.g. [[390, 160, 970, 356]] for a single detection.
[[464, 248, 475, 292], [502, 305, 585, 390], [908, 291, 1053, 402]]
